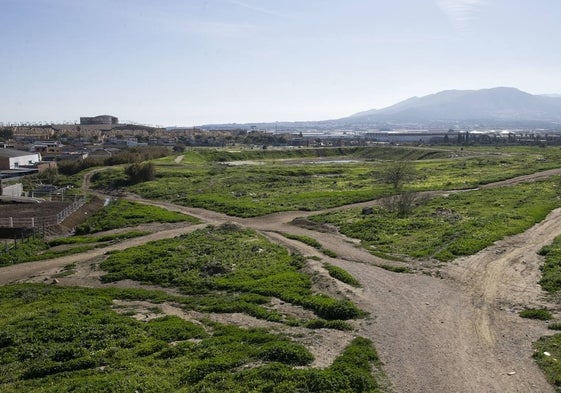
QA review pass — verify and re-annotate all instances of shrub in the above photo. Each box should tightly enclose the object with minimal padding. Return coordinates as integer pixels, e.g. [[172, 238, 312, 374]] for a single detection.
[[519, 308, 553, 320], [125, 162, 156, 184]]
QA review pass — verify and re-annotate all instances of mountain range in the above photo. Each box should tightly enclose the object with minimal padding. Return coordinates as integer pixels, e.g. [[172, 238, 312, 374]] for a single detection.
[[199, 87, 561, 130], [346, 87, 561, 126]]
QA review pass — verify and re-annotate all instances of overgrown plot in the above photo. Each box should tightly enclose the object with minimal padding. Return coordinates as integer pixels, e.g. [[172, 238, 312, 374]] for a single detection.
[[0, 284, 381, 392], [107, 146, 561, 217], [101, 224, 364, 321], [310, 179, 561, 262], [75, 199, 199, 234]]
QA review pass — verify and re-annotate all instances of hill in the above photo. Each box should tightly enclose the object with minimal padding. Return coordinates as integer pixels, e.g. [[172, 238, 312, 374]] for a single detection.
[[347, 87, 561, 126]]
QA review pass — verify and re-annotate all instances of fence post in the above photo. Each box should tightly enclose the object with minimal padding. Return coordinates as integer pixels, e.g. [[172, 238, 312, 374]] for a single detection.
[[9, 217, 13, 227]]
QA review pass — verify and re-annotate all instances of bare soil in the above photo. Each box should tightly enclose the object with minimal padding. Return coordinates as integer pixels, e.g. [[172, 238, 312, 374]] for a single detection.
[[2, 168, 561, 392]]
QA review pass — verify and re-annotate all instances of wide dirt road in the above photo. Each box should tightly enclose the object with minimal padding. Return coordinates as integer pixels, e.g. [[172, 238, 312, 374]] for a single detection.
[[3, 168, 561, 392]]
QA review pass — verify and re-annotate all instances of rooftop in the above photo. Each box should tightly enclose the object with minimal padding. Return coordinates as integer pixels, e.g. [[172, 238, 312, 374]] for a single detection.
[[0, 148, 36, 158]]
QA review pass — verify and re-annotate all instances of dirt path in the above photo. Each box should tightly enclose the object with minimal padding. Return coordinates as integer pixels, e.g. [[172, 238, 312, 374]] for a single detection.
[[2, 168, 561, 392], [0, 224, 205, 286]]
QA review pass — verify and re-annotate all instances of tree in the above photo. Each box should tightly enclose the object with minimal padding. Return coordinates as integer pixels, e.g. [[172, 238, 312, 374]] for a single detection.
[[382, 160, 416, 190], [173, 144, 186, 153], [382, 191, 417, 217], [380, 160, 419, 217], [125, 162, 155, 184]]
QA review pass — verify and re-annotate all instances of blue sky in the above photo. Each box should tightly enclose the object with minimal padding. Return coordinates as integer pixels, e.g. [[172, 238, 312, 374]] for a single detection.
[[1, 0, 560, 126]]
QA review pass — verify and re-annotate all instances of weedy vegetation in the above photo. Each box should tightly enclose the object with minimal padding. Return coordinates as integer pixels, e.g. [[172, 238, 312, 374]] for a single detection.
[[89, 145, 561, 217], [0, 232, 151, 267], [538, 237, 561, 293], [323, 263, 361, 287], [519, 308, 553, 321], [101, 224, 365, 321], [75, 199, 199, 234], [310, 179, 561, 262], [279, 232, 337, 257], [0, 284, 383, 392]]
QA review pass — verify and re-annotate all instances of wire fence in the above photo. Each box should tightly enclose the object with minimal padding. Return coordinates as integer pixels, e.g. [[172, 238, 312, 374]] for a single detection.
[[0, 197, 86, 228]]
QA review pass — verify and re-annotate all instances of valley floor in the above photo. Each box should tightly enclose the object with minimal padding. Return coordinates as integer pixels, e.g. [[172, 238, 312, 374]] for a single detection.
[[2, 169, 560, 392]]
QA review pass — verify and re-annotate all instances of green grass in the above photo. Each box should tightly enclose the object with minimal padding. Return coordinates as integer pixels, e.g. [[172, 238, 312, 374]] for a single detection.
[[323, 263, 361, 287], [52, 263, 77, 278], [0, 239, 97, 267], [310, 179, 561, 262], [538, 236, 561, 293], [279, 232, 337, 257], [75, 199, 199, 234], [519, 308, 553, 320], [304, 319, 354, 331], [100, 224, 365, 321], [534, 334, 561, 389], [48, 231, 149, 246], [281, 232, 323, 248], [87, 145, 561, 217], [0, 231, 151, 267], [0, 284, 384, 392]]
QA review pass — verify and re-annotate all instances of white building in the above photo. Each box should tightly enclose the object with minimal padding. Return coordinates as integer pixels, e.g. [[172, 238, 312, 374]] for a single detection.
[[0, 148, 41, 169]]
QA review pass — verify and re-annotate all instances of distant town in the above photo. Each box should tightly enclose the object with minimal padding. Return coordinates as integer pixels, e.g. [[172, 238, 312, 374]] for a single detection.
[[1, 113, 561, 172]]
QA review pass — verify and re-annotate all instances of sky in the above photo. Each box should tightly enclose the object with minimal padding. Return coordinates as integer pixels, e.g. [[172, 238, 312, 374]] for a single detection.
[[1, 0, 561, 126]]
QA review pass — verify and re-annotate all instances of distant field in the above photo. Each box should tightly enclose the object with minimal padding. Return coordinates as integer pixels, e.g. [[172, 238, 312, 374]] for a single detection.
[[75, 199, 199, 234], [310, 178, 561, 262], [92, 145, 561, 217]]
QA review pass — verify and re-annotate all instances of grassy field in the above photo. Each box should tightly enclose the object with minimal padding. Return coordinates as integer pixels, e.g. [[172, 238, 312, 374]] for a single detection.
[[532, 236, 561, 388], [75, 199, 199, 234], [86, 146, 561, 217], [0, 198, 198, 267], [101, 224, 364, 322], [310, 179, 561, 262], [0, 284, 382, 392], [0, 231, 150, 267], [6, 145, 561, 391]]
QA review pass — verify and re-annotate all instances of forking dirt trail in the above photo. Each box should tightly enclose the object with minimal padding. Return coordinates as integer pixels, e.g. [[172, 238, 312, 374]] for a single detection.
[[3, 169, 561, 392]]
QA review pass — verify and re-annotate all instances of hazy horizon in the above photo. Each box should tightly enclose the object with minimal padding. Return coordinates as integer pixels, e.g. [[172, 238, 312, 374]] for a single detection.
[[2, 0, 560, 126]]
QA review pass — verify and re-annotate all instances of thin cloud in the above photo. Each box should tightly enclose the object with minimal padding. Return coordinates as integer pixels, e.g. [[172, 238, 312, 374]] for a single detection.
[[436, 0, 486, 33]]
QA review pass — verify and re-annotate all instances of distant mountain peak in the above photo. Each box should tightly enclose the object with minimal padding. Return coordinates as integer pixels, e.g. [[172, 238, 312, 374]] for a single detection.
[[347, 87, 561, 125]]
